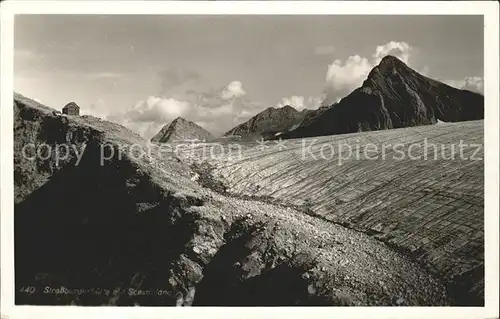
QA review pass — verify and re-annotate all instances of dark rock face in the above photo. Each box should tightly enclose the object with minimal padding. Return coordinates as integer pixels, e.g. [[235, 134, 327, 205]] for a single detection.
[[224, 105, 308, 140], [151, 117, 213, 143], [284, 56, 484, 139], [14, 94, 115, 204]]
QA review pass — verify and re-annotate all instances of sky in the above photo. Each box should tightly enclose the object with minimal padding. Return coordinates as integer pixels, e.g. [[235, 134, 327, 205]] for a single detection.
[[14, 15, 484, 138]]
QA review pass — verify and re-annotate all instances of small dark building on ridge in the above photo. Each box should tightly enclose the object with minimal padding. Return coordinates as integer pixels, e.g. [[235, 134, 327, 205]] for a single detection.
[[62, 102, 80, 116]]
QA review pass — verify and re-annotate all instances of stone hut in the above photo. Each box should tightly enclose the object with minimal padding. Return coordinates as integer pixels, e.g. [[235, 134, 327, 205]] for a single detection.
[[62, 102, 80, 116]]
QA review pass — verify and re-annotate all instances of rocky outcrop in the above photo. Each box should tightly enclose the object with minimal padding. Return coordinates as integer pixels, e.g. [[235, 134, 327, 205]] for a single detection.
[[13, 93, 145, 204], [151, 117, 214, 143], [224, 105, 308, 140], [14, 93, 450, 306], [284, 55, 484, 139]]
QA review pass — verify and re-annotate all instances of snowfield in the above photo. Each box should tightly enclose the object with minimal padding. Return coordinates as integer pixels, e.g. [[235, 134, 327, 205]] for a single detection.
[[184, 120, 484, 304]]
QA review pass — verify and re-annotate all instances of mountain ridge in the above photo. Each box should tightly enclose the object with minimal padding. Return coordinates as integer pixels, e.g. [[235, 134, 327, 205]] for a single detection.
[[282, 55, 484, 139], [223, 104, 311, 140]]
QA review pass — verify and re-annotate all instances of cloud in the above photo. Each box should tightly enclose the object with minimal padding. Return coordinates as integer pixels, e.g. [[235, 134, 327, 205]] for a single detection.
[[443, 76, 484, 94], [96, 41, 483, 140], [277, 96, 305, 110], [276, 95, 322, 111], [107, 96, 190, 137], [314, 45, 335, 56], [106, 76, 325, 139], [323, 41, 414, 105], [372, 41, 411, 64], [324, 55, 373, 104], [129, 96, 189, 122], [323, 42, 483, 104], [462, 76, 484, 93], [108, 80, 262, 139], [220, 81, 246, 100]]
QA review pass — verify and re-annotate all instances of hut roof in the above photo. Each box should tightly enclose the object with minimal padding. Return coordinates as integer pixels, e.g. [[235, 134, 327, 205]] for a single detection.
[[63, 102, 79, 109]]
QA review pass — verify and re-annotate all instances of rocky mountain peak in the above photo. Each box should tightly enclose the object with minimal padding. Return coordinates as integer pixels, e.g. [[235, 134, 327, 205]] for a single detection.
[[262, 105, 298, 114], [151, 117, 213, 143], [283, 56, 484, 139], [280, 104, 297, 112], [224, 104, 304, 139], [170, 116, 188, 124], [379, 54, 407, 67], [365, 55, 413, 84]]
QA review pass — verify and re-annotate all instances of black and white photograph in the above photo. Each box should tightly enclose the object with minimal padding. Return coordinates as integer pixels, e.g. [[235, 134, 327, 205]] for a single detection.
[[1, 1, 499, 318]]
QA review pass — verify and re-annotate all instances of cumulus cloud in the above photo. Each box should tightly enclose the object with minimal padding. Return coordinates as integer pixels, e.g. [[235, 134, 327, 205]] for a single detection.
[[277, 96, 305, 110], [444, 76, 484, 94], [323, 42, 483, 104], [109, 80, 262, 139], [462, 76, 484, 93], [372, 41, 411, 64], [128, 97, 189, 122], [108, 97, 188, 138], [220, 81, 246, 100], [99, 42, 482, 140], [276, 95, 322, 111], [105, 97, 188, 137], [324, 55, 373, 104], [108, 77, 326, 139], [323, 41, 414, 105]]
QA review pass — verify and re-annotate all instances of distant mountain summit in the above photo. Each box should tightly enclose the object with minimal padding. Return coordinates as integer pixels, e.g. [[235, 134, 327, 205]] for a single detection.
[[151, 117, 213, 143], [284, 55, 484, 139], [224, 105, 309, 139]]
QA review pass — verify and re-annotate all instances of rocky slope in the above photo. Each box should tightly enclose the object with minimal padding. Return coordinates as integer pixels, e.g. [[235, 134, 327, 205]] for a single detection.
[[14, 92, 145, 204], [284, 55, 484, 139], [224, 105, 308, 140], [151, 117, 214, 143], [14, 93, 450, 306], [186, 120, 484, 305]]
